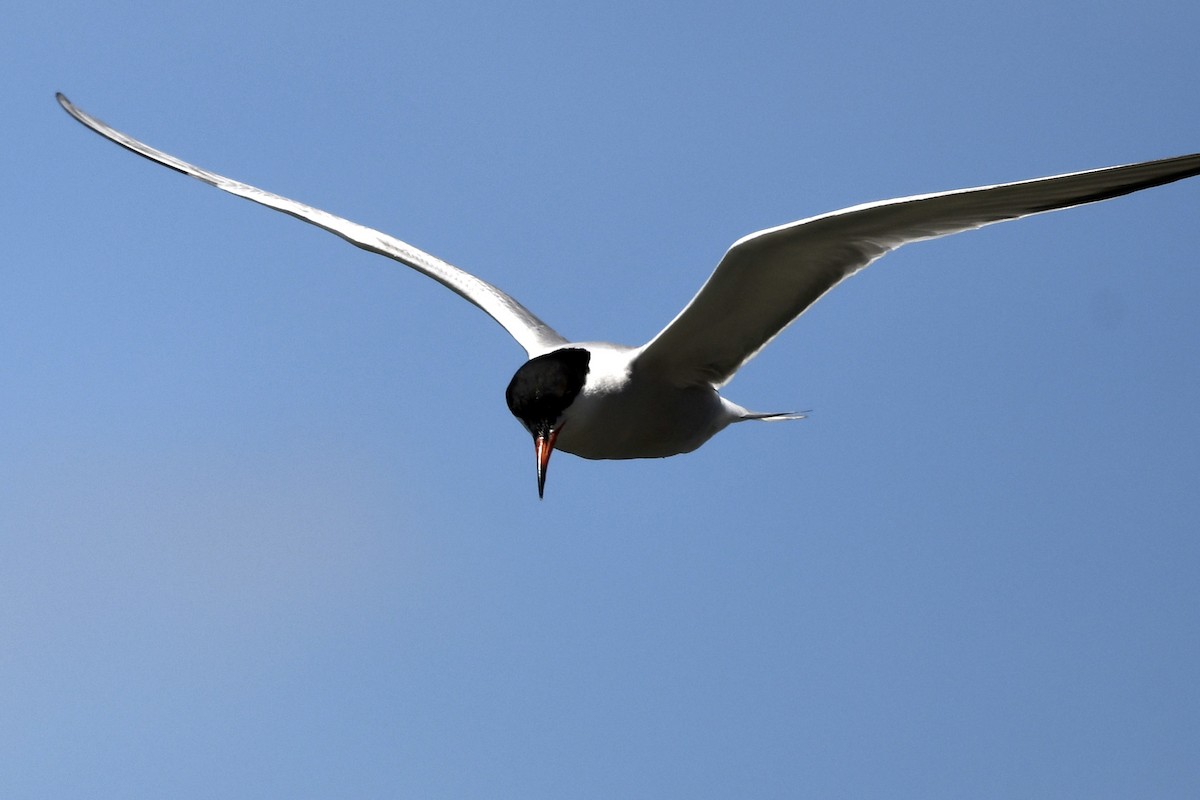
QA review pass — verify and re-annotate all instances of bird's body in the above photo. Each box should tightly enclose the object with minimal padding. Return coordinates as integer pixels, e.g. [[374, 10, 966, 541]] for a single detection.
[[544, 342, 747, 460], [56, 93, 1200, 496]]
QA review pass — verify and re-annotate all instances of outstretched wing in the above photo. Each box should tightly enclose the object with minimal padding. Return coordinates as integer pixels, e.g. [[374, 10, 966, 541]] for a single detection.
[[639, 152, 1200, 386], [56, 93, 568, 359]]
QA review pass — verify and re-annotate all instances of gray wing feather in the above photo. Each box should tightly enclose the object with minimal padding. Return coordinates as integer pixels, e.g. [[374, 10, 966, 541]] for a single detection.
[[57, 93, 567, 358], [640, 152, 1200, 386]]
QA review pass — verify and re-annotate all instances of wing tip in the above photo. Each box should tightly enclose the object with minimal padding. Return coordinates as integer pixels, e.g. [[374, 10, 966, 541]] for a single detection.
[[55, 92, 89, 127]]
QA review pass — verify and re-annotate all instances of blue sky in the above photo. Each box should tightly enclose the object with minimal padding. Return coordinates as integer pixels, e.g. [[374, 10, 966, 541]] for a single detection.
[[4, 1, 1199, 797]]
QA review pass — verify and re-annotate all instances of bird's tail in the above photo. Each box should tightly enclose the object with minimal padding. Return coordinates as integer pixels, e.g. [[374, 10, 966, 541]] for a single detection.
[[738, 410, 808, 422]]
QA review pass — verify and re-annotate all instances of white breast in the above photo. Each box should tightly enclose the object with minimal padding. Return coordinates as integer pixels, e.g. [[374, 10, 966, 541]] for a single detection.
[[552, 342, 741, 460]]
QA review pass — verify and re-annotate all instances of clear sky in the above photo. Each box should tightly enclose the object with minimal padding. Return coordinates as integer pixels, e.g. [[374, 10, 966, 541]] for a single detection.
[[4, 1, 1199, 797]]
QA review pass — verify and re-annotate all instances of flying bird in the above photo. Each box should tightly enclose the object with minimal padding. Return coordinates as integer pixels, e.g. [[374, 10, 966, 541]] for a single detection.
[[56, 93, 1200, 497]]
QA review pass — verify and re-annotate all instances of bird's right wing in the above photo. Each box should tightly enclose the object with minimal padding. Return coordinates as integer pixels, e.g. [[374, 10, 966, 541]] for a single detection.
[[638, 152, 1200, 387], [57, 93, 568, 359]]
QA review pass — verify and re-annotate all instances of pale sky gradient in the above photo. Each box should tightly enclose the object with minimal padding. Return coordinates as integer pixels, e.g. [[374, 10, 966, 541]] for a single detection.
[[4, 2, 1200, 797]]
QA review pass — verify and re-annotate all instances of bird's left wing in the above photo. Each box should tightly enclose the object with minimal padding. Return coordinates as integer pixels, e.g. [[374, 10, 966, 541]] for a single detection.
[[56, 93, 568, 358], [638, 152, 1200, 387]]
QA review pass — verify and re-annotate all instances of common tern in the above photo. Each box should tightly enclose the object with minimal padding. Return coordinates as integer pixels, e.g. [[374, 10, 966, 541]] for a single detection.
[[57, 93, 1200, 497]]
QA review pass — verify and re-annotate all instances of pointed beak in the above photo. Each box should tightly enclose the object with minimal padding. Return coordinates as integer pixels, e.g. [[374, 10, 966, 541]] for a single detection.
[[533, 425, 562, 499]]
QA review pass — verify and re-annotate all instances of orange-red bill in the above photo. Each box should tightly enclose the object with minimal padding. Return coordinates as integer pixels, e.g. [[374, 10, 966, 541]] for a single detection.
[[534, 427, 562, 499]]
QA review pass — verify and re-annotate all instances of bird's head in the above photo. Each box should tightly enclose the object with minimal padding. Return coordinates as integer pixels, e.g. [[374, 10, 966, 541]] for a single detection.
[[505, 348, 591, 498]]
